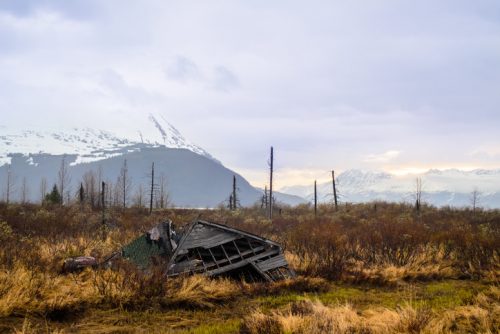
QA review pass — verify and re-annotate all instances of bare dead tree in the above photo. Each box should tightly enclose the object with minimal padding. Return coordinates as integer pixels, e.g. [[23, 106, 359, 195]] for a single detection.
[[149, 162, 155, 214], [232, 175, 238, 210], [314, 180, 318, 217], [414, 177, 423, 212], [116, 159, 132, 208], [134, 184, 145, 208], [105, 179, 114, 207], [20, 177, 29, 204], [112, 182, 120, 207], [268, 146, 274, 220], [101, 181, 106, 240], [39, 177, 47, 204], [470, 188, 481, 215], [332, 170, 338, 211], [58, 156, 71, 205], [159, 173, 168, 209], [101, 181, 106, 210], [97, 166, 103, 209], [261, 185, 268, 209], [83, 170, 98, 208], [4, 164, 15, 205]]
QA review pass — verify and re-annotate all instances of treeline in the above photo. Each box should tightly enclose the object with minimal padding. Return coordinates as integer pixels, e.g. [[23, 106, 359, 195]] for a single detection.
[[0, 201, 498, 282], [1, 158, 169, 210]]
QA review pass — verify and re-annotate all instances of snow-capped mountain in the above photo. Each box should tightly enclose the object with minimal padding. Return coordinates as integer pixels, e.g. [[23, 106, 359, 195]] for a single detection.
[[0, 112, 214, 167], [0, 113, 304, 207], [280, 169, 500, 209]]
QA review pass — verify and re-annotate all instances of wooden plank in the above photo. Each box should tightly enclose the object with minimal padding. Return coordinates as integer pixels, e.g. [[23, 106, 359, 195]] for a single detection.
[[197, 245, 266, 269], [250, 262, 273, 282], [185, 233, 238, 249], [206, 248, 280, 276], [197, 220, 282, 248], [255, 254, 288, 272]]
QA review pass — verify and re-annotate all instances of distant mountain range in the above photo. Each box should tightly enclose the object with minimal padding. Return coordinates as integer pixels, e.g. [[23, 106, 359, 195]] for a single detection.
[[280, 169, 500, 209], [0, 113, 304, 207], [1, 113, 499, 208]]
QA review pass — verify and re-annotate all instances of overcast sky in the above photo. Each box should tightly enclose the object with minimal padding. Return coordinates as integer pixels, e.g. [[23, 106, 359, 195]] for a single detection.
[[1, 0, 499, 188]]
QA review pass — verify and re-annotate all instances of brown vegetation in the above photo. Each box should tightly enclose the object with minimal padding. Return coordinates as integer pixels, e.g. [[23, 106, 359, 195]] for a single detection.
[[0, 201, 498, 333]]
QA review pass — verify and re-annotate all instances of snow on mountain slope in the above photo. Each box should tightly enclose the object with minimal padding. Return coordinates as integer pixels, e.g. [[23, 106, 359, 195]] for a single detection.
[[0, 112, 214, 166]]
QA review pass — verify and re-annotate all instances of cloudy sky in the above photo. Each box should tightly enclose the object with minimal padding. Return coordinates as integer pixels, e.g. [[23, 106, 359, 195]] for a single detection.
[[1, 0, 499, 188]]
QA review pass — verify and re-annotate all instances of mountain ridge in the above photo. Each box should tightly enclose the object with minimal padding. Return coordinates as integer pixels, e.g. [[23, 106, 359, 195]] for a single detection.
[[280, 168, 500, 208], [0, 114, 305, 207], [0, 112, 216, 167]]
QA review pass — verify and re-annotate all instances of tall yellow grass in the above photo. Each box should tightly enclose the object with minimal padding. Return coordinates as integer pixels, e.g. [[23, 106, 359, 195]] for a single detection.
[[243, 295, 499, 334]]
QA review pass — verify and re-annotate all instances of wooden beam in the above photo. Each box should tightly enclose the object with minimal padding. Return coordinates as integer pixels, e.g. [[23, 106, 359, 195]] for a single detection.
[[232, 240, 244, 260], [208, 248, 219, 268], [220, 244, 232, 264]]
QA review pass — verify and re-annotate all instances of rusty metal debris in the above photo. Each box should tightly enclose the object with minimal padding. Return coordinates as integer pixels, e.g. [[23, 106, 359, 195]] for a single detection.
[[65, 220, 295, 282]]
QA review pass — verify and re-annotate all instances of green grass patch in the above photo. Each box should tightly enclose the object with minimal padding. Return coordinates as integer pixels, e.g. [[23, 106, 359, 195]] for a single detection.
[[419, 280, 487, 310], [180, 319, 241, 334], [256, 293, 307, 310]]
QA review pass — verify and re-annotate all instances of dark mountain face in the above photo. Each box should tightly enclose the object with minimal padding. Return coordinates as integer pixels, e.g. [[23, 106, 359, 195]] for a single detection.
[[0, 114, 306, 207], [0, 146, 305, 208]]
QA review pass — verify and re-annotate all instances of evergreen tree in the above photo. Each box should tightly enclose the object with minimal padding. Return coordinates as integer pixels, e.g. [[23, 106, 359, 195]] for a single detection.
[[45, 184, 62, 204]]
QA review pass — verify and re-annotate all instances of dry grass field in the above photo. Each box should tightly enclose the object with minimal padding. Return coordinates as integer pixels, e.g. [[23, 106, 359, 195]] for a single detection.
[[0, 202, 498, 333]]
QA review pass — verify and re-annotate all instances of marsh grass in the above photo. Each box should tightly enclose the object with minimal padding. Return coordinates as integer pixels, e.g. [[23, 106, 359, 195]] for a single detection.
[[0, 202, 498, 333]]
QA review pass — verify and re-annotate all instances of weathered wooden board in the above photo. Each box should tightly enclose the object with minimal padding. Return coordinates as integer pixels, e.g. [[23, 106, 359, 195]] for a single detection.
[[181, 225, 239, 249], [255, 254, 288, 272]]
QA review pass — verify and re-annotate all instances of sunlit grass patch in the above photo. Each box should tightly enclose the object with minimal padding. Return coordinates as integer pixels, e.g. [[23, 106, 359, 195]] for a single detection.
[[422, 280, 488, 310], [180, 319, 241, 334]]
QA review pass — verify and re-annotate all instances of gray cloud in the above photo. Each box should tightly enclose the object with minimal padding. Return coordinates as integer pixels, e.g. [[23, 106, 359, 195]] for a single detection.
[[212, 66, 239, 92], [1, 0, 499, 186], [165, 56, 201, 82]]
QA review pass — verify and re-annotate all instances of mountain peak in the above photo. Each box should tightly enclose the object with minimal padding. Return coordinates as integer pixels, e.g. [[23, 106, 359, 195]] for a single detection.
[[0, 112, 216, 166]]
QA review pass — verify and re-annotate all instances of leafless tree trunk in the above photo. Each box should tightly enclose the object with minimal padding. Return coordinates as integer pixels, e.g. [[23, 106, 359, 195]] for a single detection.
[[156, 173, 168, 209], [268, 146, 274, 220], [4, 164, 15, 205], [101, 181, 106, 210], [134, 184, 145, 208], [21, 177, 29, 204], [149, 162, 155, 214], [261, 185, 268, 209], [97, 166, 103, 209], [332, 170, 338, 211], [40, 177, 47, 204], [83, 170, 98, 208], [58, 156, 71, 205], [232, 175, 237, 211], [112, 182, 120, 207], [414, 177, 423, 212], [101, 181, 106, 240], [117, 159, 131, 208], [314, 180, 318, 217], [470, 188, 481, 215], [105, 179, 114, 206]]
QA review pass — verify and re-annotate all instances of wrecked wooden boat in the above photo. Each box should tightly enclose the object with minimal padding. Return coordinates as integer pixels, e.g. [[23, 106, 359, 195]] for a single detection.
[[123, 220, 295, 282], [67, 220, 295, 282]]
